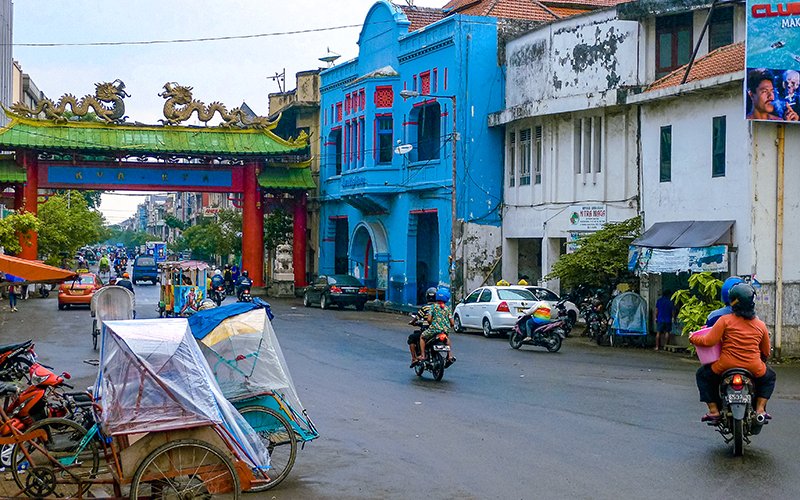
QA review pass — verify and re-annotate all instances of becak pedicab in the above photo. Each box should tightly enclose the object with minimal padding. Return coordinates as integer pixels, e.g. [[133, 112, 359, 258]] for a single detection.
[[157, 260, 209, 317], [188, 299, 319, 490], [90, 285, 134, 350]]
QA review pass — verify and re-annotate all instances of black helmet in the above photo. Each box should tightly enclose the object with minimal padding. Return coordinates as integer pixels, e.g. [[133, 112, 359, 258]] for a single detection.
[[729, 283, 756, 319], [242, 270, 249, 277], [425, 287, 437, 303]]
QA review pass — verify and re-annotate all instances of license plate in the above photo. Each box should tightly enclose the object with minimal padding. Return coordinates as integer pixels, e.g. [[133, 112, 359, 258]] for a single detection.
[[433, 345, 451, 351], [727, 394, 751, 404], [70, 290, 85, 295]]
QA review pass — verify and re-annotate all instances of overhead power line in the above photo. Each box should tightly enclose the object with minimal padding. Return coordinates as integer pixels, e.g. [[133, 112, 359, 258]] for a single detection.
[[12, 23, 367, 47]]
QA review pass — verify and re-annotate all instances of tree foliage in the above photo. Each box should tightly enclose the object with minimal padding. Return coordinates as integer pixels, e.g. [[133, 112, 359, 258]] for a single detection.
[[37, 192, 105, 264], [104, 227, 159, 248], [671, 272, 724, 336], [54, 190, 103, 209], [545, 215, 642, 291], [0, 212, 40, 255], [170, 209, 242, 262], [164, 215, 187, 231], [264, 208, 293, 252]]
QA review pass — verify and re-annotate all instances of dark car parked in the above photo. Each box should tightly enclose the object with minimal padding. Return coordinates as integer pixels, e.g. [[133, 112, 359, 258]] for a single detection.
[[303, 274, 369, 311], [132, 255, 158, 284]]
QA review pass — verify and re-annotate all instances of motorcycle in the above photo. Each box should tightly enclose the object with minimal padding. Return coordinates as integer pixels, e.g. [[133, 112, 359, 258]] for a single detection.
[[510, 314, 566, 352], [0, 340, 37, 382], [408, 312, 453, 381], [237, 278, 253, 303], [707, 368, 768, 456], [581, 296, 610, 345], [38, 284, 50, 298], [212, 285, 226, 306], [554, 298, 575, 336]]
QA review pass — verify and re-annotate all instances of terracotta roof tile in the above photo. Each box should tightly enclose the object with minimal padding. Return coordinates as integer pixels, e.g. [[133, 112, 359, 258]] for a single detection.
[[443, 0, 622, 21], [647, 42, 744, 92], [396, 4, 447, 31]]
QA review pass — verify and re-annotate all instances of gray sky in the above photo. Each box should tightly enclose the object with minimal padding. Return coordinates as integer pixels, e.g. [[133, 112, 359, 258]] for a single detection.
[[13, 0, 442, 223]]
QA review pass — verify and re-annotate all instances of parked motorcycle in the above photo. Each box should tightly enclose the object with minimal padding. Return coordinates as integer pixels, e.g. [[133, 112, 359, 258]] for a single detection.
[[554, 298, 575, 336], [0, 340, 36, 382], [580, 296, 610, 345], [212, 285, 226, 306], [510, 314, 566, 352], [408, 312, 453, 381], [38, 284, 50, 298], [707, 368, 768, 456]]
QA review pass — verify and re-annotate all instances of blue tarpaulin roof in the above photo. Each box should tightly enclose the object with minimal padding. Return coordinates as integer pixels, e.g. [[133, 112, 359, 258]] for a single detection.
[[188, 298, 273, 340]]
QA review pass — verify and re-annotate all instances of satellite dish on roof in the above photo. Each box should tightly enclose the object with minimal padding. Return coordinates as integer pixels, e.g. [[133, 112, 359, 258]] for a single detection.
[[394, 144, 413, 155], [319, 47, 341, 67]]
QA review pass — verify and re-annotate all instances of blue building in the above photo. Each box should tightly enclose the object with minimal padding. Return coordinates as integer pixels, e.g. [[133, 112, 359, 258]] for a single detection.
[[318, 1, 507, 305]]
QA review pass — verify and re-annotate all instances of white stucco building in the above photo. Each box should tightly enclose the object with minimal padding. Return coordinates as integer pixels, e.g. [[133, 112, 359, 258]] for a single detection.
[[489, 7, 641, 288], [494, 0, 800, 355]]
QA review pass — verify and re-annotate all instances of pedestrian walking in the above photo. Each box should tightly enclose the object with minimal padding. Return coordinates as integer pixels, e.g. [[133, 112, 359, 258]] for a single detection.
[[654, 289, 675, 351], [8, 283, 18, 312]]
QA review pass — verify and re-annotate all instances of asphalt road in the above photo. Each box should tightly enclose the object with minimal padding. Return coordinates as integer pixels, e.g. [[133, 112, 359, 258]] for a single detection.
[[1, 280, 800, 499]]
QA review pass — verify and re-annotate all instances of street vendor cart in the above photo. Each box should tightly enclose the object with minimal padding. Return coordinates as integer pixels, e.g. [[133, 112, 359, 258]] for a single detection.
[[158, 260, 209, 317]]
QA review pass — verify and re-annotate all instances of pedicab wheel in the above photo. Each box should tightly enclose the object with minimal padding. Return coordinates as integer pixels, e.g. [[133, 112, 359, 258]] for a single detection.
[[238, 406, 297, 491], [129, 439, 240, 499], [11, 417, 99, 498]]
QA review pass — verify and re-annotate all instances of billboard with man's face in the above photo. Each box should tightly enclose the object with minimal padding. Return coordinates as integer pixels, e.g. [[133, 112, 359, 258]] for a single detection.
[[746, 1, 800, 122]]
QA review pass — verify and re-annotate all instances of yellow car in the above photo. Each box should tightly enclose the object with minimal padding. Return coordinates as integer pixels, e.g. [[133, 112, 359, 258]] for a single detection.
[[58, 273, 103, 310]]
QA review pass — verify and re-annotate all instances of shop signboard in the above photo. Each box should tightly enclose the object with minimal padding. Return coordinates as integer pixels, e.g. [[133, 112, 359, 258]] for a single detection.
[[628, 245, 728, 274], [745, 0, 800, 122], [568, 204, 607, 231]]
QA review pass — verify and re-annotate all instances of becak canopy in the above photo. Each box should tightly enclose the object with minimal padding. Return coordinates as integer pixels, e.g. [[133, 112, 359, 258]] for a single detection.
[[189, 301, 307, 430], [95, 318, 269, 469], [0, 253, 77, 284]]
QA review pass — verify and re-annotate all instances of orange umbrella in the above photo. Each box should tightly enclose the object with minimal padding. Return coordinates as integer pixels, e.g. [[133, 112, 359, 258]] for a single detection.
[[0, 254, 77, 284]]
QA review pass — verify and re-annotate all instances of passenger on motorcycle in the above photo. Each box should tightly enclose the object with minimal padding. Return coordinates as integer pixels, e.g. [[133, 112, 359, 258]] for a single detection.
[[705, 276, 744, 327], [418, 288, 456, 366], [522, 300, 552, 342], [690, 283, 776, 423], [408, 287, 437, 368]]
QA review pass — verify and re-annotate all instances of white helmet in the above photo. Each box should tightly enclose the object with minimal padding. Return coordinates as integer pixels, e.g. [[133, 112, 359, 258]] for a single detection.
[[214, 269, 222, 275]]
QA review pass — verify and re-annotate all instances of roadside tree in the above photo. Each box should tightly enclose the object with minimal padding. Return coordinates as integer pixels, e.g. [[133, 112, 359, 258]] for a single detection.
[[0, 211, 40, 255], [37, 192, 105, 265]]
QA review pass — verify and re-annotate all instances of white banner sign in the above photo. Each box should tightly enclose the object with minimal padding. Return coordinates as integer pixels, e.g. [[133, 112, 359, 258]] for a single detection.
[[628, 245, 728, 274], [568, 204, 607, 231]]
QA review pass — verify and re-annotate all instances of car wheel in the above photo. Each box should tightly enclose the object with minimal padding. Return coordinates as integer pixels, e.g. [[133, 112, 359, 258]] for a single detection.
[[454, 314, 464, 333], [320, 294, 329, 310], [58, 303, 65, 310], [482, 318, 493, 338], [303, 293, 311, 307]]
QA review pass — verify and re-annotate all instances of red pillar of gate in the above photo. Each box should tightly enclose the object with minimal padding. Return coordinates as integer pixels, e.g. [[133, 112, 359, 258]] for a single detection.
[[13, 184, 24, 210], [293, 192, 308, 287], [242, 162, 264, 287], [19, 154, 38, 259]]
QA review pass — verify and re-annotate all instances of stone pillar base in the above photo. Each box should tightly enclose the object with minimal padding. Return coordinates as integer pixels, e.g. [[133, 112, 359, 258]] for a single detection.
[[271, 280, 295, 298]]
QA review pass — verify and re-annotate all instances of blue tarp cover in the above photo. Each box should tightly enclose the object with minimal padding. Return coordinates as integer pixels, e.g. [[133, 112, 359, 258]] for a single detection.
[[188, 298, 273, 340]]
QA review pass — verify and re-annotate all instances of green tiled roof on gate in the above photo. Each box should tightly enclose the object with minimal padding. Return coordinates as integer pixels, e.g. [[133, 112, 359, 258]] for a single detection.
[[0, 114, 307, 157], [258, 163, 316, 190], [0, 158, 25, 183]]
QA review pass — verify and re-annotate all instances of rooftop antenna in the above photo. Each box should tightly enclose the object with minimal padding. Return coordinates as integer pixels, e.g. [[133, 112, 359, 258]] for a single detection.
[[319, 47, 341, 68], [268, 69, 286, 93]]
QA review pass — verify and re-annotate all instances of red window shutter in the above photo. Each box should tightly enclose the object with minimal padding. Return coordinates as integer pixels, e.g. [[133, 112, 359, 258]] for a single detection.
[[375, 87, 393, 108]]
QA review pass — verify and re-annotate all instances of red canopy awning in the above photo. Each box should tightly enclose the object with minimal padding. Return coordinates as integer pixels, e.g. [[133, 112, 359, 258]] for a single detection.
[[0, 254, 77, 284]]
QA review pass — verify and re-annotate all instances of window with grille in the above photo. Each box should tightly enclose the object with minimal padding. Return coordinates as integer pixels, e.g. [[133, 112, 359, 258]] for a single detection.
[[336, 103, 342, 122], [378, 116, 393, 164], [508, 131, 516, 187], [375, 86, 393, 108], [420, 71, 431, 95], [359, 118, 366, 166], [519, 128, 531, 186], [712, 116, 726, 177], [329, 129, 342, 176]]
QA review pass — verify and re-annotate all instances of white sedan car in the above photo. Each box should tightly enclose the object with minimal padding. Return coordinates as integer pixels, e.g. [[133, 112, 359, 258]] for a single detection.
[[453, 286, 538, 337]]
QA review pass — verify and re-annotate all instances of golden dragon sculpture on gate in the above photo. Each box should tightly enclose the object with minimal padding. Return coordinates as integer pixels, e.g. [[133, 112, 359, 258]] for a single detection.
[[10, 80, 130, 123], [159, 82, 278, 129]]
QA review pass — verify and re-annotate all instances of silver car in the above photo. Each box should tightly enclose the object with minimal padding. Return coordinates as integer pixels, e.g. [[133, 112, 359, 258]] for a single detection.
[[453, 286, 537, 337], [524, 287, 580, 325]]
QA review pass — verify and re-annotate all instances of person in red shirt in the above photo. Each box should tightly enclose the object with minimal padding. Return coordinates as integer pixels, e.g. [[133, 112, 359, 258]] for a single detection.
[[690, 283, 776, 422]]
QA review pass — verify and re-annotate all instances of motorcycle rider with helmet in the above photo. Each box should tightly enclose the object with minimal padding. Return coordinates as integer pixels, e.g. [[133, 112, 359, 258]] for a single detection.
[[236, 270, 253, 301], [408, 287, 437, 368], [705, 276, 744, 327], [211, 269, 225, 289], [690, 282, 776, 422], [418, 288, 456, 366]]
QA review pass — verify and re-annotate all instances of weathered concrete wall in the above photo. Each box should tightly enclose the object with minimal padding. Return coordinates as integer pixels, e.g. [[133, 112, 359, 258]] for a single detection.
[[461, 222, 502, 296], [754, 282, 800, 357], [505, 10, 640, 110]]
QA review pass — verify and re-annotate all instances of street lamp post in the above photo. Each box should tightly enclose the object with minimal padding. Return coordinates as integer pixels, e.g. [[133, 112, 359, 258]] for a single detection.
[[400, 89, 458, 298]]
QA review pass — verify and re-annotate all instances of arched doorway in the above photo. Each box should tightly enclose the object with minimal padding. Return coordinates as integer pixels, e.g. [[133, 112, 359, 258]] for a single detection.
[[349, 221, 388, 289]]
